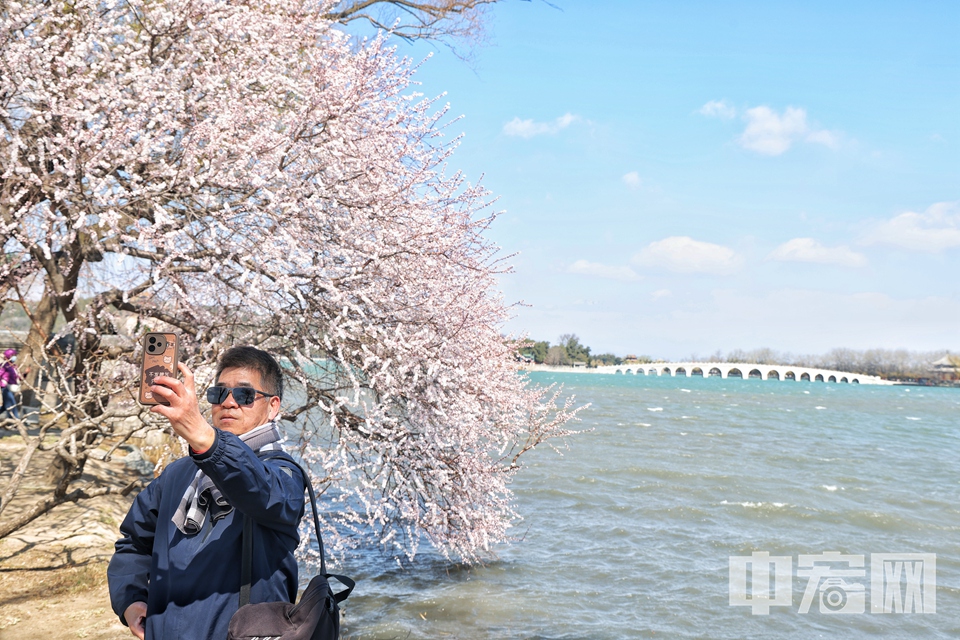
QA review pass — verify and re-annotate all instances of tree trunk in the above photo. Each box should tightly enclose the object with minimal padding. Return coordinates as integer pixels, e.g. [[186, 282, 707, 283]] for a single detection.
[[0, 436, 41, 519], [19, 288, 59, 410], [0, 484, 119, 539]]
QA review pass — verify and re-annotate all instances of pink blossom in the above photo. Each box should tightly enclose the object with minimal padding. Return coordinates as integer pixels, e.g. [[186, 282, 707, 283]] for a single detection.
[[1, 0, 581, 562]]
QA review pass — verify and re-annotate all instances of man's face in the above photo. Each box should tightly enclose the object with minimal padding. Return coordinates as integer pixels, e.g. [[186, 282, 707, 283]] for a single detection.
[[211, 366, 281, 436]]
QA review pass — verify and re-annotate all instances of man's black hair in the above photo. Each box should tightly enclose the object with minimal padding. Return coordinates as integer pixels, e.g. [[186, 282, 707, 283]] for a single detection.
[[215, 346, 284, 400]]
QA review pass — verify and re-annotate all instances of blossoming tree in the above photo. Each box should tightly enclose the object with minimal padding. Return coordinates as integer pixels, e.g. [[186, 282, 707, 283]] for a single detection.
[[0, 0, 579, 561]]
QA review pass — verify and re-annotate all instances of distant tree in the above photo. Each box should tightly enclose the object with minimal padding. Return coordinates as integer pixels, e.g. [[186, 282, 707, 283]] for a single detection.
[[591, 353, 621, 366], [517, 340, 549, 364], [825, 348, 858, 372], [545, 345, 570, 366], [528, 341, 550, 364], [558, 334, 591, 364], [716, 348, 783, 364], [749, 347, 777, 364]]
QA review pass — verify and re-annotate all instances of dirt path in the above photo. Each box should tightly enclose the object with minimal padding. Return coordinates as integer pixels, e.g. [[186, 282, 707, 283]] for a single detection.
[[0, 435, 146, 640]]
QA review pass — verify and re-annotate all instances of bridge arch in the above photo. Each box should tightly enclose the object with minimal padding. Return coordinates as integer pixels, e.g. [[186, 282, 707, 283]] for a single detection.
[[589, 362, 883, 385]]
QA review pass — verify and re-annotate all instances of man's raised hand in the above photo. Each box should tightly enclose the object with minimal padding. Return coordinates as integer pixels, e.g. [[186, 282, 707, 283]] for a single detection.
[[150, 362, 216, 453]]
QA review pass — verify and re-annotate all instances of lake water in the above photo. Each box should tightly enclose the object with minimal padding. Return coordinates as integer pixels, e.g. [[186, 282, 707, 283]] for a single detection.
[[335, 372, 960, 639]]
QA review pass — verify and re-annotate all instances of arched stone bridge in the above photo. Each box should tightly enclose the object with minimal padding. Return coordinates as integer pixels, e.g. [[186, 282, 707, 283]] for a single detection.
[[594, 362, 892, 385]]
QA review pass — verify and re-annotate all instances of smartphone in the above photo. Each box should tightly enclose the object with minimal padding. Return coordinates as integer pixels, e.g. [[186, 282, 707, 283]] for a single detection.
[[138, 332, 180, 405]]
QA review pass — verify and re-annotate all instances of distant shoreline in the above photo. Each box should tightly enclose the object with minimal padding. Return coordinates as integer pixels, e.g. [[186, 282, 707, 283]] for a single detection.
[[519, 362, 958, 387], [520, 363, 604, 374]]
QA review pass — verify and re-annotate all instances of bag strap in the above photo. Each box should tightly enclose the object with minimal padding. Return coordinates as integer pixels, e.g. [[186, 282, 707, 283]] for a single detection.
[[239, 514, 253, 606], [239, 453, 355, 606]]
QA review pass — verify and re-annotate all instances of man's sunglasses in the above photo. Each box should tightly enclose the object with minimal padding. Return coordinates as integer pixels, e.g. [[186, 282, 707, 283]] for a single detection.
[[205, 386, 277, 406]]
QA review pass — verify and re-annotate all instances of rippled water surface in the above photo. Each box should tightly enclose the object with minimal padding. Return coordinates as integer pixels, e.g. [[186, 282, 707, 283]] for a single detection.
[[334, 373, 960, 639]]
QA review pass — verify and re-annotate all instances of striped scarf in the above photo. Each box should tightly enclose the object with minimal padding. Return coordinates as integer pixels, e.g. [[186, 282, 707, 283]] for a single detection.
[[172, 421, 284, 535]]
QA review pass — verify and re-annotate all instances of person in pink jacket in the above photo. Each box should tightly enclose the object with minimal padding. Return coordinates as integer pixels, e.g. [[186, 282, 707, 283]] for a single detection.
[[1, 348, 21, 419]]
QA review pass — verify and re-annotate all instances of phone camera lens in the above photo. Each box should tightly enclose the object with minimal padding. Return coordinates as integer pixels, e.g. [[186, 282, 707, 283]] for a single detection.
[[144, 335, 167, 355]]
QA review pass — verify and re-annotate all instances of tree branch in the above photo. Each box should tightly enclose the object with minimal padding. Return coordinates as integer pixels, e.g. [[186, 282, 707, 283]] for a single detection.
[[0, 485, 124, 540]]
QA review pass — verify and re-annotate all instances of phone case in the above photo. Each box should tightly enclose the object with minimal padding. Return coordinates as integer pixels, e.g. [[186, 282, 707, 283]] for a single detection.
[[138, 332, 180, 405]]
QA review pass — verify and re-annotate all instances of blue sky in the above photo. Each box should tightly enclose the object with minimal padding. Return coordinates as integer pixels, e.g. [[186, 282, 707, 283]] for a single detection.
[[400, 1, 959, 358]]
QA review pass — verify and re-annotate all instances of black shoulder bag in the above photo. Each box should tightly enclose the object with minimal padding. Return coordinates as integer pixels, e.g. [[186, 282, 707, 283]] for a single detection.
[[228, 456, 355, 640]]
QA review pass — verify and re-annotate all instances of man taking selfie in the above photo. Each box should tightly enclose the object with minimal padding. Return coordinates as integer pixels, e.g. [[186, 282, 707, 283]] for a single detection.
[[108, 346, 305, 640]]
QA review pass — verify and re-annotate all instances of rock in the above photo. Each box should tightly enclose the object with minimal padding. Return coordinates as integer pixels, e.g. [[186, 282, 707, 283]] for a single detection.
[[143, 429, 167, 447], [120, 447, 155, 475]]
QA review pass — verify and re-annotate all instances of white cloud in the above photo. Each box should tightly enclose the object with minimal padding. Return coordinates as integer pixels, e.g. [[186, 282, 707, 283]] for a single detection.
[[568, 259, 640, 282], [651, 289, 672, 300], [863, 202, 960, 252], [768, 238, 867, 267], [622, 171, 642, 189], [699, 99, 737, 119], [804, 129, 840, 149], [632, 236, 741, 275], [730, 105, 838, 155], [503, 113, 580, 138]]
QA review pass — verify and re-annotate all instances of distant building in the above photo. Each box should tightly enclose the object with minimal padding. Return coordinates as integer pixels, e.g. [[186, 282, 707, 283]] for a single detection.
[[929, 355, 960, 382]]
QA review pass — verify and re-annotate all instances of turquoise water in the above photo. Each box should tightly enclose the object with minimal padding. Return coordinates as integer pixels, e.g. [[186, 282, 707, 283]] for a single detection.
[[336, 372, 960, 639]]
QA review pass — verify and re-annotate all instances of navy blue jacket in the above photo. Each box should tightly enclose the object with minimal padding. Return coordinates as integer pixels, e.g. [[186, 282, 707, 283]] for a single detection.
[[108, 429, 306, 640]]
